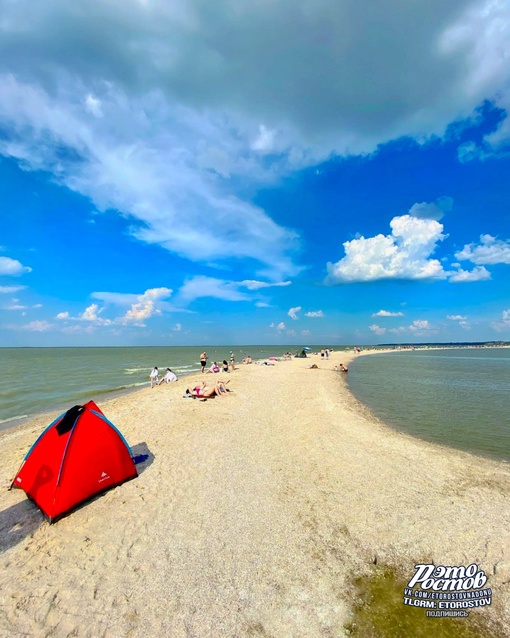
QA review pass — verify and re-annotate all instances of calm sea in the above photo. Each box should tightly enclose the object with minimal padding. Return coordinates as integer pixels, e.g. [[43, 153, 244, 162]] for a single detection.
[[0, 345, 299, 428], [348, 348, 510, 463]]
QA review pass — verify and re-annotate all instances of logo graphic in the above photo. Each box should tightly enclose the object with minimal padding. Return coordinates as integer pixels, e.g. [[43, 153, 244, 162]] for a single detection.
[[98, 471, 111, 483], [403, 563, 492, 618]]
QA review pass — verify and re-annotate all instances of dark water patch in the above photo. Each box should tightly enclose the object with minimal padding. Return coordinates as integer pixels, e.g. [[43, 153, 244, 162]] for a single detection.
[[345, 567, 502, 638]]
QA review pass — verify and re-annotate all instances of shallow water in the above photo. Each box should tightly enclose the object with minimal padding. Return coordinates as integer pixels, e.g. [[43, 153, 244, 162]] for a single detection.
[[0, 345, 302, 427], [348, 348, 510, 463]]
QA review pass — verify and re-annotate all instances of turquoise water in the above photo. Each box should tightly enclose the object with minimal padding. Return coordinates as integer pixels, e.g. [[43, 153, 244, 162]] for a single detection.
[[348, 348, 510, 463], [0, 345, 300, 427]]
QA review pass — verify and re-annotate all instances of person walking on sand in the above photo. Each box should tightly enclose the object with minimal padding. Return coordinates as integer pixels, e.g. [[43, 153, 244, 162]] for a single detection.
[[149, 366, 159, 388], [229, 351, 236, 371], [200, 351, 208, 373]]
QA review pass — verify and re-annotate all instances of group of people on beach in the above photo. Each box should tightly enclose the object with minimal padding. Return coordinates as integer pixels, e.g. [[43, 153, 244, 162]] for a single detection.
[[200, 351, 237, 374]]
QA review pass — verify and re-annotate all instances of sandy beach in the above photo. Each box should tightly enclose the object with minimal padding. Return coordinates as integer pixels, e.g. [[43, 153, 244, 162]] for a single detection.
[[1, 350, 509, 637]]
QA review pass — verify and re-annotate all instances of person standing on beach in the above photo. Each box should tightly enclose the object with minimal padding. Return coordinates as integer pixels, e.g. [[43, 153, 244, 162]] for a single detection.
[[200, 351, 207, 373], [149, 366, 159, 388], [229, 351, 236, 371]]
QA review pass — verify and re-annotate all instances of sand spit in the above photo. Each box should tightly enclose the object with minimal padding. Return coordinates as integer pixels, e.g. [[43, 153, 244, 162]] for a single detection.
[[0, 351, 509, 637]]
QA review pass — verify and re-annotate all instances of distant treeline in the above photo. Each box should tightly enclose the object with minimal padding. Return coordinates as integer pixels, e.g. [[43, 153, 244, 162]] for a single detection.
[[377, 341, 510, 347]]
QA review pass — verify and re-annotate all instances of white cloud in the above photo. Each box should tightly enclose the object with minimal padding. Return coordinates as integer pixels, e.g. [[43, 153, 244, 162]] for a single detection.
[[372, 310, 404, 317], [305, 310, 324, 318], [54, 288, 172, 327], [91, 292, 140, 306], [369, 324, 386, 336], [121, 288, 173, 324], [81, 304, 104, 322], [0, 285, 26, 293], [408, 320, 435, 335], [15, 320, 53, 332], [0, 75, 299, 280], [326, 215, 448, 283], [1, 0, 510, 282], [455, 234, 510, 265], [449, 265, 491, 282], [251, 125, 276, 153], [447, 314, 471, 329], [178, 277, 249, 303], [276, 322, 286, 331], [288, 306, 301, 320], [387, 320, 437, 336], [85, 94, 103, 118], [301, 330, 310, 336], [239, 280, 292, 290], [492, 309, 510, 332], [0, 256, 31, 276], [3, 303, 27, 311], [255, 301, 271, 308], [173, 323, 182, 331]]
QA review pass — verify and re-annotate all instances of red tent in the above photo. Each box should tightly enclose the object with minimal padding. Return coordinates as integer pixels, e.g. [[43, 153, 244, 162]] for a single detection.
[[11, 401, 138, 523]]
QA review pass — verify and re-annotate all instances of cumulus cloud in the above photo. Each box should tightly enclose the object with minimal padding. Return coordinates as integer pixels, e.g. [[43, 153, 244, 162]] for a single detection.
[[121, 289, 169, 324], [288, 306, 301, 320], [447, 314, 470, 329], [326, 213, 499, 284], [386, 319, 437, 336], [449, 265, 491, 282], [269, 321, 287, 332], [372, 310, 404, 317], [15, 320, 53, 332], [0, 256, 32, 276], [305, 310, 324, 318], [326, 215, 448, 283], [369, 324, 386, 335], [455, 234, 510, 265], [55, 288, 172, 327], [408, 320, 435, 335], [492, 309, 510, 332]]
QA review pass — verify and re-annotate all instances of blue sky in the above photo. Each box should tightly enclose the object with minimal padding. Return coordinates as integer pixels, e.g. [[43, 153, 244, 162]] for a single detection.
[[1, 0, 509, 346]]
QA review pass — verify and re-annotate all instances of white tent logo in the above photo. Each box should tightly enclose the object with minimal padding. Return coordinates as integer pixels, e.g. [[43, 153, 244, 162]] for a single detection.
[[98, 471, 111, 483]]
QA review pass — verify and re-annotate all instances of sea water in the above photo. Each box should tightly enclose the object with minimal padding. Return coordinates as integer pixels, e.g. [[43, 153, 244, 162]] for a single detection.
[[348, 348, 510, 463], [0, 345, 297, 428]]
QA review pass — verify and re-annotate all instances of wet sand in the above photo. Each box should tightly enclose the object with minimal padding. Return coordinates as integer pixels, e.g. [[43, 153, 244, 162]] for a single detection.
[[0, 350, 509, 637]]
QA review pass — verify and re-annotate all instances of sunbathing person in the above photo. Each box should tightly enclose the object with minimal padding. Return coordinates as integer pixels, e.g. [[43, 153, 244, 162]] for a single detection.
[[185, 380, 230, 399]]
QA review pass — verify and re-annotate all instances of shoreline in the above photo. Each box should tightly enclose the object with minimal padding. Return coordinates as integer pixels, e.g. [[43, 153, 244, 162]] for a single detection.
[[1, 349, 509, 636]]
